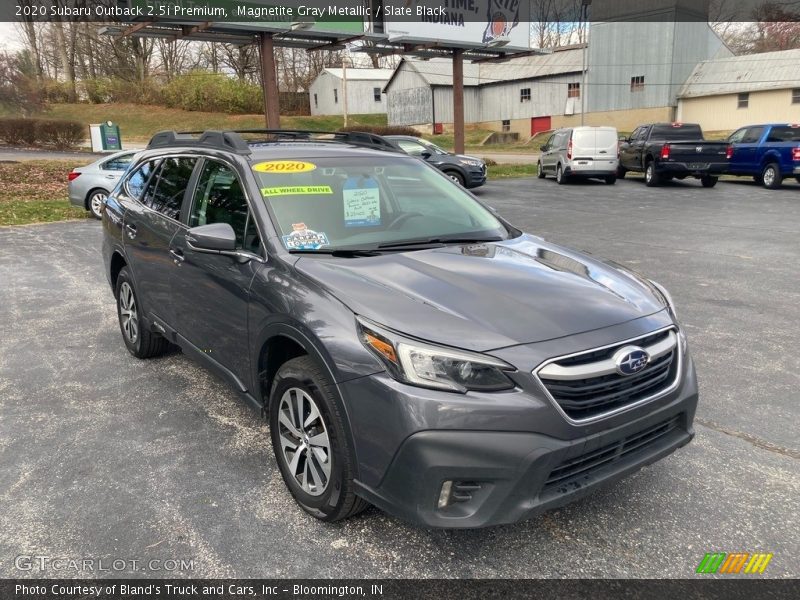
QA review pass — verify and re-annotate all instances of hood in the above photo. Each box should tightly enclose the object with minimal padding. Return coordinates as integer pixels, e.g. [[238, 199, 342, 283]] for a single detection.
[[453, 153, 484, 163], [294, 234, 666, 351]]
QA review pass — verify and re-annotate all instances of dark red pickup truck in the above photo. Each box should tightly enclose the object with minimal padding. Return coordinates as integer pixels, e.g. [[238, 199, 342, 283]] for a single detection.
[[618, 122, 731, 187]]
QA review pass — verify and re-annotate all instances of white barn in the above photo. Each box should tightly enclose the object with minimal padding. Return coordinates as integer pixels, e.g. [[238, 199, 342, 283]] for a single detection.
[[309, 68, 394, 116]]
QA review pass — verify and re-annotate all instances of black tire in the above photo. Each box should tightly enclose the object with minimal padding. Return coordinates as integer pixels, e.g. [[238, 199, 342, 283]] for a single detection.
[[115, 267, 170, 359], [86, 188, 109, 220], [645, 161, 660, 187], [604, 175, 617, 185], [617, 166, 627, 179], [795, 176, 800, 184], [556, 163, 567, 185], [753, 174, 764, 184], [444, 170, 465, 186], [270, 356, 369, 523], [761, 162, 782, 189], [700, 175, 718, 188], [537, 161, 546, 179]]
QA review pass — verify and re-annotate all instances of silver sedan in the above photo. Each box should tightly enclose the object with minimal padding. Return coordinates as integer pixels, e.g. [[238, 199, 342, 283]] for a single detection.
[[68, 151, 137, 219]]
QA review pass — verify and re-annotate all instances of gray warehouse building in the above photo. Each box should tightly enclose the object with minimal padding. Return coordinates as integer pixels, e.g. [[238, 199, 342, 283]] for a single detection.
[[309, 68, 394, 116]]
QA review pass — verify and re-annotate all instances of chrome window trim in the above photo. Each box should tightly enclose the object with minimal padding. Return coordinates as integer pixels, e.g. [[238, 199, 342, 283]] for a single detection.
[[532, 325, 682, 426]]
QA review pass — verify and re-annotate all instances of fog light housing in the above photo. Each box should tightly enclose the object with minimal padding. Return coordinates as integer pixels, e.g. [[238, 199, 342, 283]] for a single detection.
[[437, 481, 453, 508]]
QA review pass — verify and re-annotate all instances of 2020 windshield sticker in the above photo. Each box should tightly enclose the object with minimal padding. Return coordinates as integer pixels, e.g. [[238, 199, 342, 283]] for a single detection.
[[252, 160, 316, 174], [281, 223, 329, 251], [343, 176, 381, 227], [261, 185, 333, 197]]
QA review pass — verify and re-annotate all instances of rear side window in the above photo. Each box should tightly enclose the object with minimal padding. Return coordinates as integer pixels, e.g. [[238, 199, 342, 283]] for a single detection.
[[125, 159, 159, 200], [103, 154, 134, 171], [189, 160, 260, 254], [144, 157, 197, 221], [649, 125, 702, 141], [765, 126, 800, 142], [742, 127, 765, 143]]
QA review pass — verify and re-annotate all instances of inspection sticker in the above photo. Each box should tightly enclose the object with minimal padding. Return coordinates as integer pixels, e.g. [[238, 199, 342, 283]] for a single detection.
[[252, 160, 316, 173], [281, 225, 329, 251], [261, 185, 332, 197], [343, 176, 381, 227]]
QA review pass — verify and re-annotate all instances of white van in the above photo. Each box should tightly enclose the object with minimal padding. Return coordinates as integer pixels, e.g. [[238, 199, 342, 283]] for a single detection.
[[538, 126, 619, 184]]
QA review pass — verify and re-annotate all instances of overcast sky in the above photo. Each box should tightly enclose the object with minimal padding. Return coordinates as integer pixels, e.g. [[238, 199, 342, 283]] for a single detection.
[[0, 23, 23, 52]]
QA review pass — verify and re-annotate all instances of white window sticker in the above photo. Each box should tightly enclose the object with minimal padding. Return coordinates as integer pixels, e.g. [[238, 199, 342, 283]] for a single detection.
[[343, 176, 381, 227]]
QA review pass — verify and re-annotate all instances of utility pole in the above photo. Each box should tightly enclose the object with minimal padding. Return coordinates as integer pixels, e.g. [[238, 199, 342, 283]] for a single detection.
[[581, 0, 592, 126]]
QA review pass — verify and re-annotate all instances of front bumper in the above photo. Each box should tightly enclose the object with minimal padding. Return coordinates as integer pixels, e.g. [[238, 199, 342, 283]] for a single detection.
[[465, 167, 487, 188], [346, 335, 698, 528]]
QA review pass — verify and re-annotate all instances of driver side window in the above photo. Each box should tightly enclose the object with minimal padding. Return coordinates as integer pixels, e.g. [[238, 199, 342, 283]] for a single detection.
[[189, 160, 261, 254], [397, 140, 427, 156]]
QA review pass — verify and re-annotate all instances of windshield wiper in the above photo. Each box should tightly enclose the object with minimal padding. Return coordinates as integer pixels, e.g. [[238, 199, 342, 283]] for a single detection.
[[376, 236, 504, 250], [289, 248, 380, 258]]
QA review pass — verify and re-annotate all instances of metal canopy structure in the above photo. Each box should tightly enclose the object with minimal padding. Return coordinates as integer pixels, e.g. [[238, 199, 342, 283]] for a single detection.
[[101, 6, 544, 153]]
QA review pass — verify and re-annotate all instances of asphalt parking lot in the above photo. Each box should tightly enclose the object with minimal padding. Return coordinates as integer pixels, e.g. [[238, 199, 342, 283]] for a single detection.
[[1, 175, 798, 579]]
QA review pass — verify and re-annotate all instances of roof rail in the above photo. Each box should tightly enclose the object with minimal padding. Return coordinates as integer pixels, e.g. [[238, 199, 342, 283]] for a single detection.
[[147, 130, 252, 155]]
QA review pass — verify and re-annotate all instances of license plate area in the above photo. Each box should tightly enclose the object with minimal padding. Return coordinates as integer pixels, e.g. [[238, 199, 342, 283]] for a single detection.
[[689, 163, 707, 169]]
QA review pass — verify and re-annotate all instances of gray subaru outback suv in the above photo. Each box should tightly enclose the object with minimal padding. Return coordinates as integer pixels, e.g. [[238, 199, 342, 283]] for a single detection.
[[102, 129, 698, 528]]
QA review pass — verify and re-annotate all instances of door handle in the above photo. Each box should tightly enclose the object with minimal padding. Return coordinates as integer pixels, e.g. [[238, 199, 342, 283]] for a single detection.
[[105, 174, 117, 179], [124, 223, 137, 239], [169, 248, 185, 265]]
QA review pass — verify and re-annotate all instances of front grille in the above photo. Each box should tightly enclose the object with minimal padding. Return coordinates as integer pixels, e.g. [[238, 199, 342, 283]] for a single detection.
[[537, 329, 679, 421], [543, 415, 681, 490]]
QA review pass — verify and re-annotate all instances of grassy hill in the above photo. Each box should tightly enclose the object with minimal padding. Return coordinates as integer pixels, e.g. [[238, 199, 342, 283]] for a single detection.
[[35, 104, 389, 142]]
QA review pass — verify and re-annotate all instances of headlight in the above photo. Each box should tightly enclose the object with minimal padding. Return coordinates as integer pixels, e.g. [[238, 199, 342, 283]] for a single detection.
[[459, 159, 484, 168], [357, 318, 515, 393]]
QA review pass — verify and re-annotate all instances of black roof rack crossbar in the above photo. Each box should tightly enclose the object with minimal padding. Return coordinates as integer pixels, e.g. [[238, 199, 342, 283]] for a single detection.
[[229, 129, 403, 153], [147, 130, 253, 155], [147, 129, 403, 155]]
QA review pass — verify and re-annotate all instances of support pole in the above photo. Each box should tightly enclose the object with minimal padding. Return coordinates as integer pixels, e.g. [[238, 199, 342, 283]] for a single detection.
[[259, 32, 281, 129], [452, 48, 465, 155]]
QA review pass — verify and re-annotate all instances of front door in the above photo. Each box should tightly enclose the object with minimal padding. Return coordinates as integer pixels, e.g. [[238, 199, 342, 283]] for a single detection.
[[170, 158, 263, 386]]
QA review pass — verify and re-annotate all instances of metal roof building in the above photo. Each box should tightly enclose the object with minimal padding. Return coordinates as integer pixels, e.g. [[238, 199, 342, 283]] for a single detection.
[[309, 67, 394, 116], [677, 49, 800, 131]]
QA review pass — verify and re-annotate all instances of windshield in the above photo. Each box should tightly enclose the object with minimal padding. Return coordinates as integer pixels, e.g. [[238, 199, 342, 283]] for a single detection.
[[418, 139, 449, 155], [252, 156, 509, 252]]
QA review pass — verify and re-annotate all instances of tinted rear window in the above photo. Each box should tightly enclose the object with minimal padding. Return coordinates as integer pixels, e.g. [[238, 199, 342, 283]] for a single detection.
[[766, 126, 800, 142], [649, 125, 703, 141]]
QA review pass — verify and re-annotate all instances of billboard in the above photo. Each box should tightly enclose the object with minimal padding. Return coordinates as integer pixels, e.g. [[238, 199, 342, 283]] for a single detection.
[[382, 0, 531, 49]]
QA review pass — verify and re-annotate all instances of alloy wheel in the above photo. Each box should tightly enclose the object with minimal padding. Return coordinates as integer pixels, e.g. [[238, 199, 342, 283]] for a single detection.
[[119, 281, 138, 344], [277, 387, 332, 497], [763, 167, 775, 187], [89, 191, 107, 219]]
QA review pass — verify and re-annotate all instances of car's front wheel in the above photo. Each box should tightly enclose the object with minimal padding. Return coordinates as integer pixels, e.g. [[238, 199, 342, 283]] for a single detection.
[[87, 189, 108, 220], [115, 267, 170, 359], [444, 170, 465, 186], [270, 356, 369, 522]]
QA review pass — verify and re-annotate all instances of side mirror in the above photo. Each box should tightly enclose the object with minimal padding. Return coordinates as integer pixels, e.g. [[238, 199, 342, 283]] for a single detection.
[[618, 135, 629, 143], [540, 144, 549, 151], [186, 223, 236, 251], [420, 150, 432, 159]]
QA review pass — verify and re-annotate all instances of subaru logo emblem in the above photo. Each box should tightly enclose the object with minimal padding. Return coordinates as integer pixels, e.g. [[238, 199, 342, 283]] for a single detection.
[[696, 146, 703, 153], [614, 346, 650, 376]]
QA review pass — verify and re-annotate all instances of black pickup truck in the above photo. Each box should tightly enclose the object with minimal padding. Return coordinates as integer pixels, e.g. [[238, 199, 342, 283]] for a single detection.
[[618, 123, 731, 187]]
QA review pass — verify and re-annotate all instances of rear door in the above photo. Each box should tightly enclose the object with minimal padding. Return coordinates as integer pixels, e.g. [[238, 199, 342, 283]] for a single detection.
[[123, 156, 198, 328], [169, 158, 264, 386]]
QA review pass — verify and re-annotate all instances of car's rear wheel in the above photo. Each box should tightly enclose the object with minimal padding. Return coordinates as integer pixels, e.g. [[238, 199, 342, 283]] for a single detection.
[[537, 161, 546, 178], [604, 175, 617, 185], [700, 176, 718, 188], [761, 163, 782, 189], [445, 170, 465, 186], [645, 161, 660, 187], [617, 166, 627, 179], [795, 176, 800, 184], [87, 189, 108, 220], [270, 356, 369, 522], [115, 267, 170, 359], [556, 164, 567, 185]]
